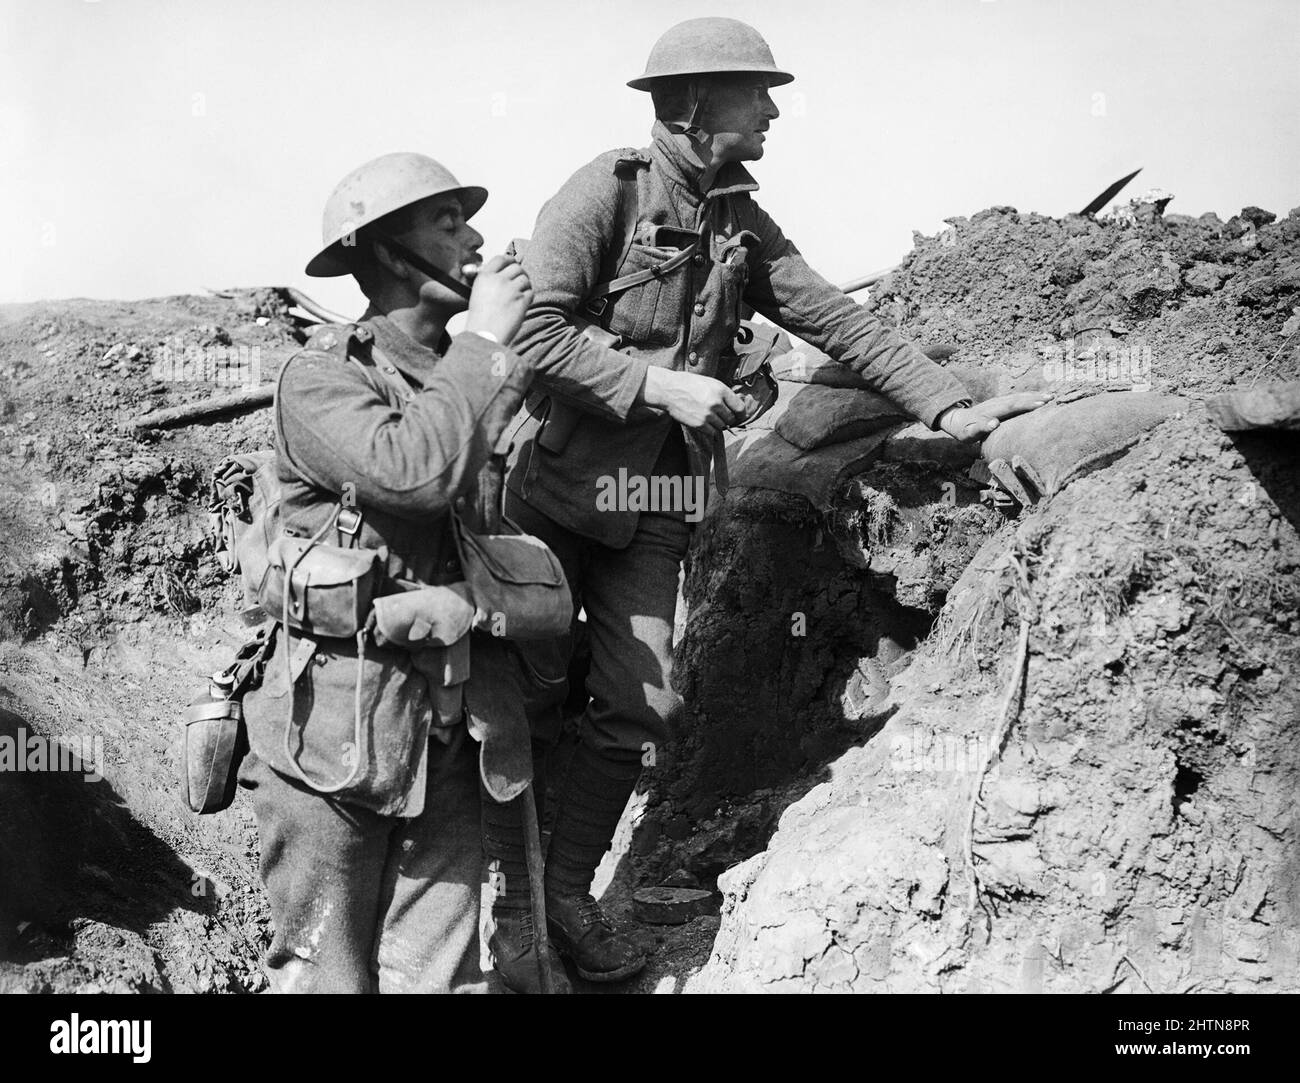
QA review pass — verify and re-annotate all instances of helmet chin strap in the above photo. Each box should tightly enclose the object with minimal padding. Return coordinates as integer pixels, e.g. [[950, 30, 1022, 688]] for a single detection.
[[374, 235, 473, 300], [666, 79, 709, 141]]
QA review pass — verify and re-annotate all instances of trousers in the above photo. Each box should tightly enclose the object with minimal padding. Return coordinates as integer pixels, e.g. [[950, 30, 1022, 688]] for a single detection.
[[504, 445, 692, 761], [238, 729, 486, 994]]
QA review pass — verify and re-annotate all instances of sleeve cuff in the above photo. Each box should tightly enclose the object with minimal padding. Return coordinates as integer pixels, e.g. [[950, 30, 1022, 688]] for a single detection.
[[927, 396, 973, 431], [442, 331, 534, 397], [608, 353, 651, 421]]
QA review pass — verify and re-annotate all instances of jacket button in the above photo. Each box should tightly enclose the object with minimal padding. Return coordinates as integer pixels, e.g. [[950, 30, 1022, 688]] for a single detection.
[[693, 302, 706, 317], [454, 496, 467, 511], [445, 559, 460, 573], [692, 253, 705, 267], [688, 352, 699, 365]]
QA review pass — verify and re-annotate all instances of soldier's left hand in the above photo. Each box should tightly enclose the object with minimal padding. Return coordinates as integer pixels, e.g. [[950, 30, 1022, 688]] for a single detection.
[[937, 391, 1054, 442]]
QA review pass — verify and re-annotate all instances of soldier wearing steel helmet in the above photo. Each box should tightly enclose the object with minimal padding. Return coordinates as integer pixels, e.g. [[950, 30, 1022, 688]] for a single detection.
[[498, 17, 1049, 984], [236, 152, 561, 993]]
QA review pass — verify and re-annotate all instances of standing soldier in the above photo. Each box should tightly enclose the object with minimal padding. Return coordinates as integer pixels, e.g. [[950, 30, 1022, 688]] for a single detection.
[[498, 17, 1049, 983], [237, 152, 556, 993]]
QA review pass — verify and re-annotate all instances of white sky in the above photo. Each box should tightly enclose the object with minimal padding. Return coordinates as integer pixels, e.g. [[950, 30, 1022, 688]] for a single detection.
[[3, 0, 1298, 317]]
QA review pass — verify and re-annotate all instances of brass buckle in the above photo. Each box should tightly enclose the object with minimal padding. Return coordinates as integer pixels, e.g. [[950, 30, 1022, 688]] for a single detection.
[[729, 362, 779, 429], [337, 507, 362, 536]]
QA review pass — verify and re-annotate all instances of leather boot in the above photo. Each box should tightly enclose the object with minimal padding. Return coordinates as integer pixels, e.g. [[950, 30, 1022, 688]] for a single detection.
[[544, 743, 647, 982], [482, 785, 570, 994], [488, 907, 571, 995]]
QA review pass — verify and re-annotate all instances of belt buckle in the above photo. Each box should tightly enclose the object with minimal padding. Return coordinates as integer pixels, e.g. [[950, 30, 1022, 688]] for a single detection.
[[729, 362, 779, 430], [337, 507, 362, 536]]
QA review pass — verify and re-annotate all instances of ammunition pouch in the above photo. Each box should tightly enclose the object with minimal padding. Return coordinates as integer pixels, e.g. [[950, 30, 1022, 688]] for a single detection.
[[258, 534, 384, 639], [452, 513, 572, 641]]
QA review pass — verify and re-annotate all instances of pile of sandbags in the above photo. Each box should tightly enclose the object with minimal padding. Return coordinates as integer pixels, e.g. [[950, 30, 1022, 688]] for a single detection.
[[728, 338, 1189, 509], [728, 342, 1031, 504]]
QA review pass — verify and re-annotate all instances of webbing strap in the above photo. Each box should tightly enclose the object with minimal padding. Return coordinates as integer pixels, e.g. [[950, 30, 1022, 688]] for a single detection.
[[581, 162, 702, 316], [278, 511, 368, 794], [587, 242, 698, 303]]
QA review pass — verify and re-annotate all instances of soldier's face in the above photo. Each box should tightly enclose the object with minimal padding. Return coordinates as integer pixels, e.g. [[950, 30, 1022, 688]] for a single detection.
[[401, 194, 484, 303], [700, 78, 780, 164]]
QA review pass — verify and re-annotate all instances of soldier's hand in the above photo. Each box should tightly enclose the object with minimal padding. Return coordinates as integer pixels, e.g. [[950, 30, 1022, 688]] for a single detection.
[[642, 369, 746, 433], [465, 255, 533, 346], [937, 391, 1054, 442]]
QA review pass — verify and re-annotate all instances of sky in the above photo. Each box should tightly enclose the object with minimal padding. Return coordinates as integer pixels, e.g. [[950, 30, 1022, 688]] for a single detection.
[[3, 0, 1298, 317]]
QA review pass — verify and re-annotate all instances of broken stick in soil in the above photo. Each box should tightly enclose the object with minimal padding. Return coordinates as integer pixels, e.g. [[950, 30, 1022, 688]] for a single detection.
[[132, 386, 274, 431]]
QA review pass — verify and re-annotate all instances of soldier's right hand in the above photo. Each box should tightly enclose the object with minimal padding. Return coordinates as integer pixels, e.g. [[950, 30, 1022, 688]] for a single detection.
[[642, 368, 746, 433], [465, 255, 534, 346]]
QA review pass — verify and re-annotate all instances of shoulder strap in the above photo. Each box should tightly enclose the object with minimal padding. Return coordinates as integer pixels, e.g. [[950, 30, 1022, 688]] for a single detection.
[[582, 156, 699, 317], [604, 161, 642, 288]]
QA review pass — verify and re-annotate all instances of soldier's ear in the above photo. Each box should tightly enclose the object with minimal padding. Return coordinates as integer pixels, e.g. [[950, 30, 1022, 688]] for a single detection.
[[371, 238, 411, 282]]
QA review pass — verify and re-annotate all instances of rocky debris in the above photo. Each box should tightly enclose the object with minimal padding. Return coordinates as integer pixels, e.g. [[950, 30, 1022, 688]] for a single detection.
[[0, 289, 306, 990], [0, 290, 314, 643], [633, 459, 1002, 891], [692, 415, 1300, 992], [657, 200, 1300, 991], [865, 203, 1300, 397]]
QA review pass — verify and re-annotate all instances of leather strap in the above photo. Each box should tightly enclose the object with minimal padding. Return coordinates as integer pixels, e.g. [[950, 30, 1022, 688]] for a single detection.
[[277, 508, 368, 794], [587, 241, 698, 303], [712, 430, 729, 495], [581, 161, 702, 317], [588, 165, 642, 304]]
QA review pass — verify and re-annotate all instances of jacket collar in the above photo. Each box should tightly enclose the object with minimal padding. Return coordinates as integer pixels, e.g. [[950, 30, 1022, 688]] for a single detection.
[[648, 120, 760, 204], [359, 308, 453, 388]]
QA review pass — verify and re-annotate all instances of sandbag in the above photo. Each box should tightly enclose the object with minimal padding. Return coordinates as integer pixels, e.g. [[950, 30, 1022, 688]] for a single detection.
[[726, 427, 896, 508], [980, 391, 1187, 497], [1206, 381, 1300, 432], [769, 344, 867, 388], [769, 346, 1047, 404], [770, 383, 910, 451]]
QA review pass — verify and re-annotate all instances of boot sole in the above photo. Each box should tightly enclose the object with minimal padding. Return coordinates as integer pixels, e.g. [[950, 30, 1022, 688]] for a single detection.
[[550, 938, 647, 983], [489, 936, 571, 995]]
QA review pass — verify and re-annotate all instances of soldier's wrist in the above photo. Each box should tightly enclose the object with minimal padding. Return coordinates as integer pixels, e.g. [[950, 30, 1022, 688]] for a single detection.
[[639, 366, 666, 407], [935, 399, 973, 432]]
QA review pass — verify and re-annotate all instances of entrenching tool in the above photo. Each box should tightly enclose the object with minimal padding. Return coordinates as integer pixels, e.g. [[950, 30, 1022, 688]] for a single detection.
[[284, 287, 348, 325], [475, 436, 560, 996], [519, 787, 554, 994], [1080, 168, 1142, 217]]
